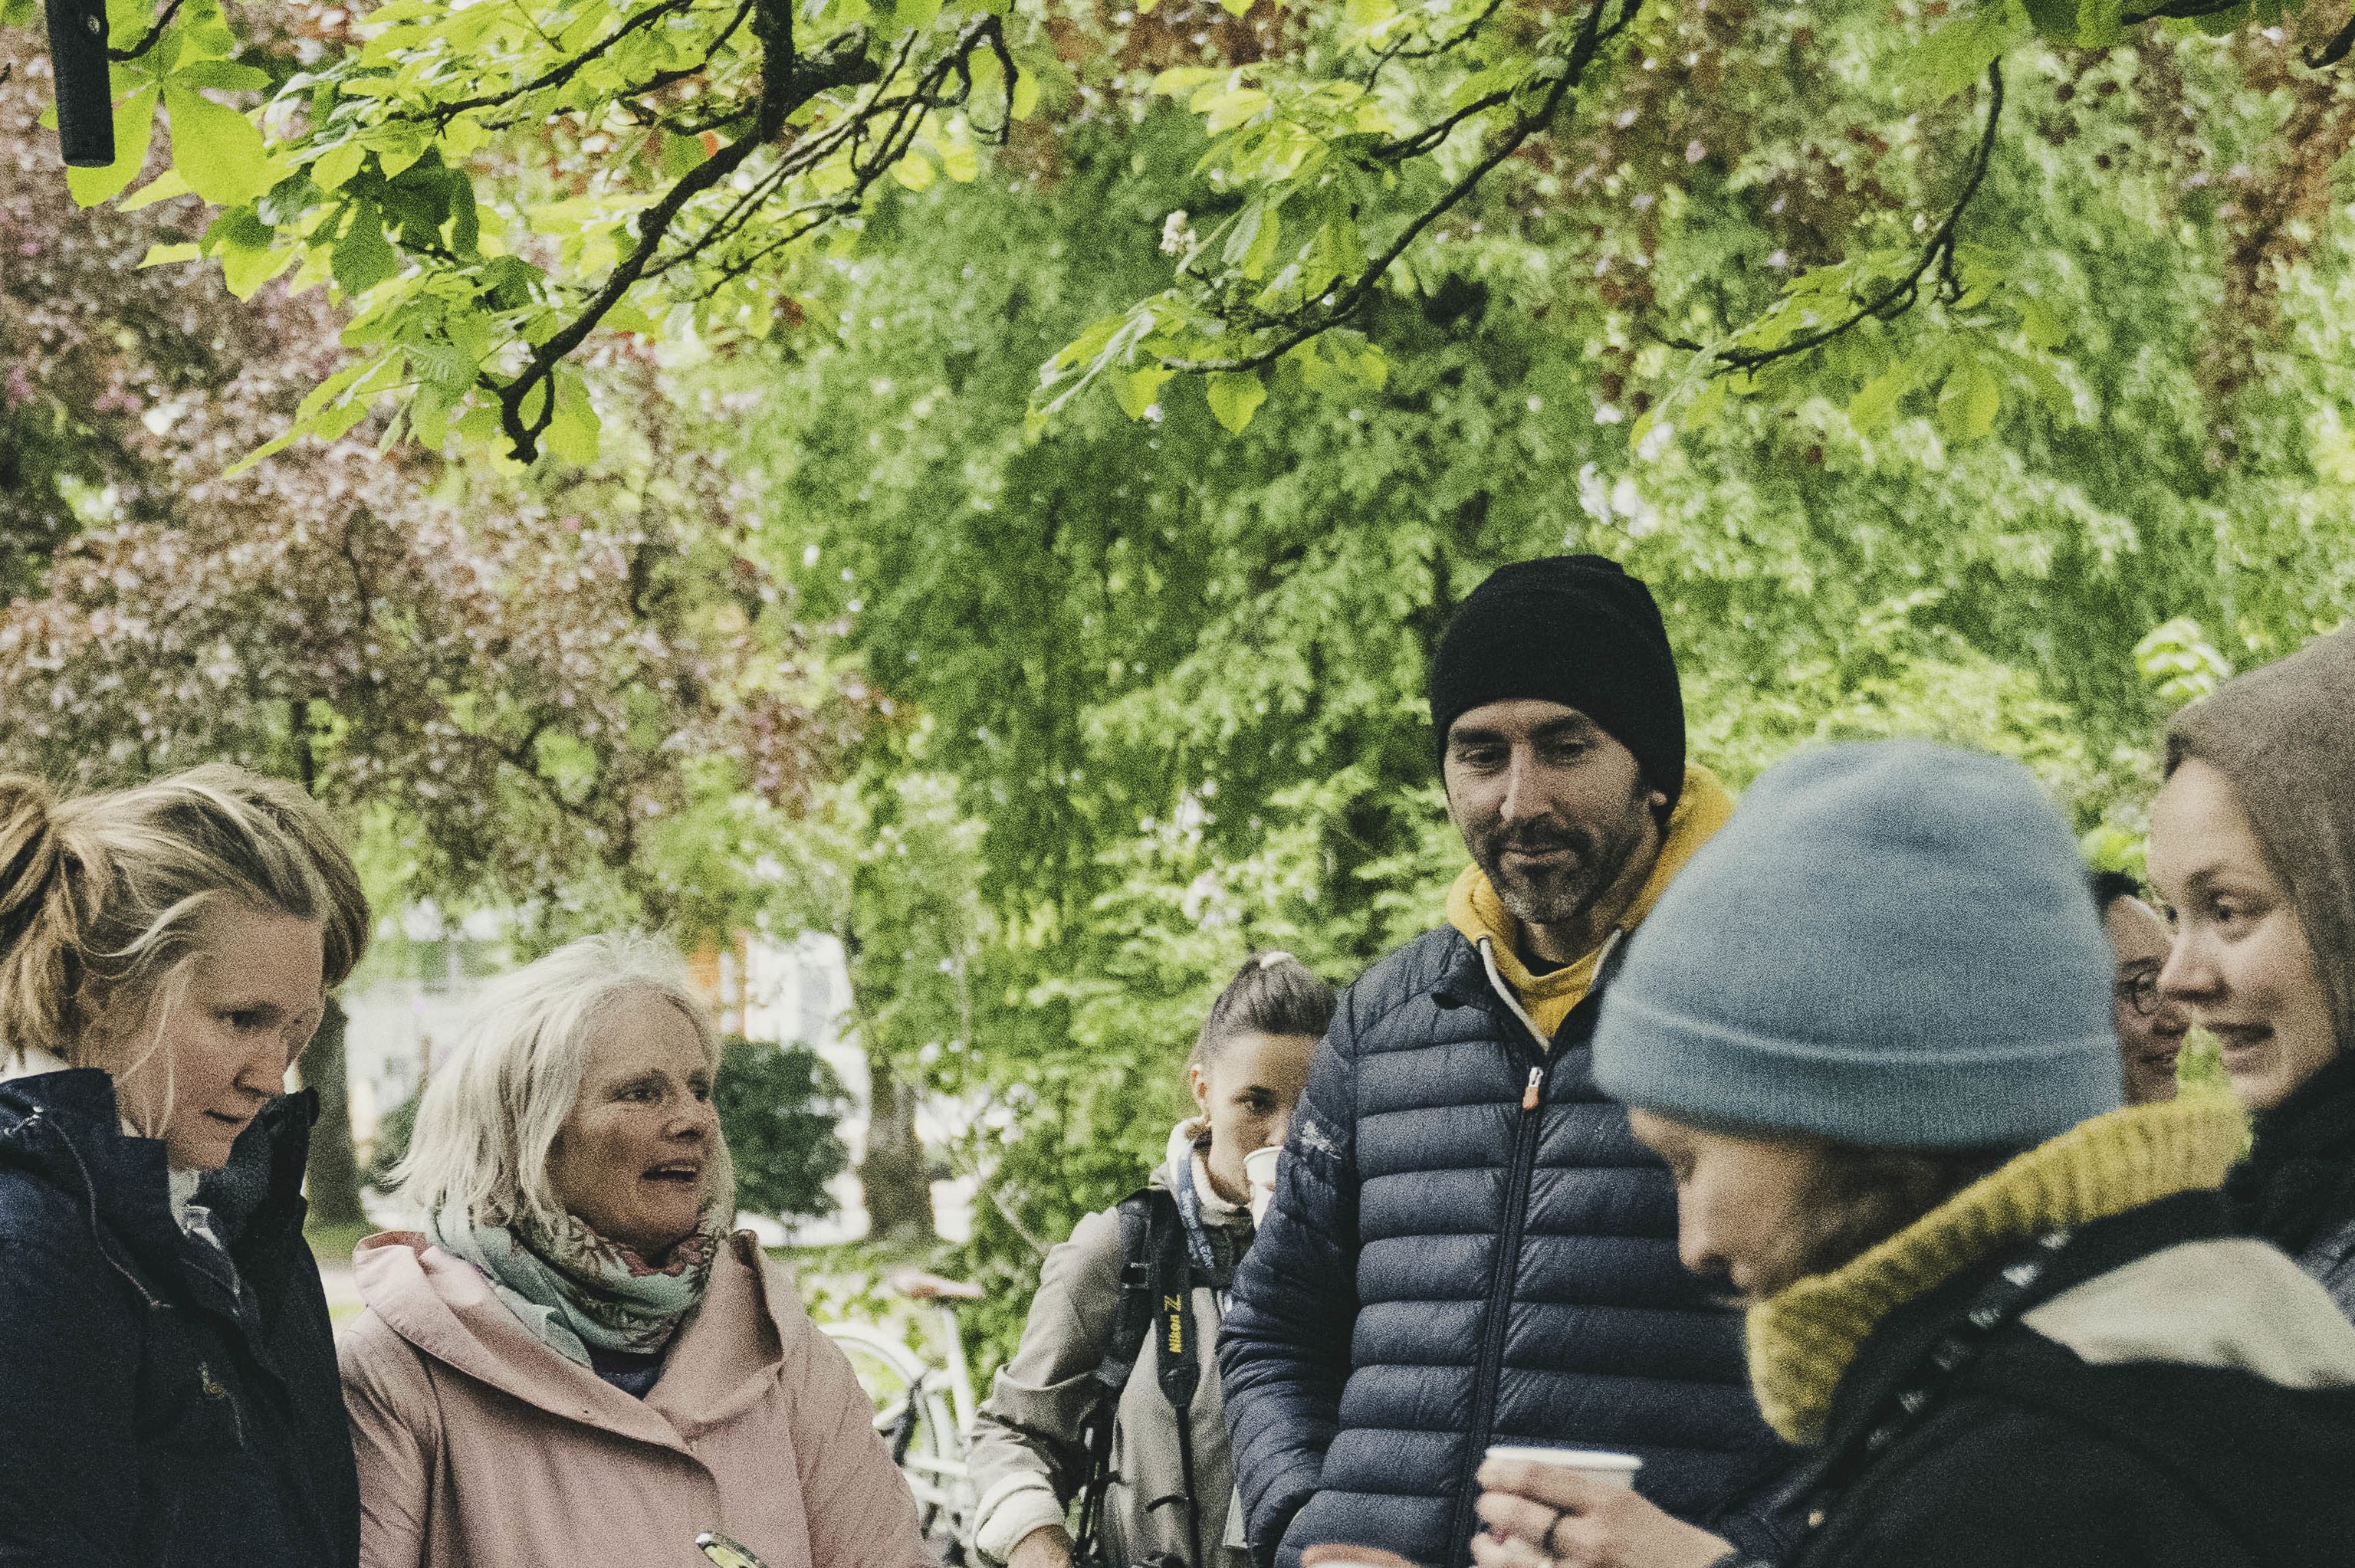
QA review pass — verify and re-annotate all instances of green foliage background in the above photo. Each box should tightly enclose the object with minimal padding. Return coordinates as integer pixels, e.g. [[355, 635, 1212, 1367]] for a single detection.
[[15, 0, 2355, 1368], [713, 30, 2355, 1362]]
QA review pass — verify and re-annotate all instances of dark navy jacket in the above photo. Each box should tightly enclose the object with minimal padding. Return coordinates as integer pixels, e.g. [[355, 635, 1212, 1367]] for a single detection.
[[1218, 928, 1788, 1568], [0, 1071, 358, 1568]]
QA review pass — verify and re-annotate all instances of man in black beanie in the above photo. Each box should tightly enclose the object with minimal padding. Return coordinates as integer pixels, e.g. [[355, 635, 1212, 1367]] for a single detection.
[[1220, 556, 1788, 1568]]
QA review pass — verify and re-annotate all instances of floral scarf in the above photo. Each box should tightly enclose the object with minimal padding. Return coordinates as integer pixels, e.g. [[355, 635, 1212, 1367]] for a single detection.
[[429, 1202, 726, 1367]]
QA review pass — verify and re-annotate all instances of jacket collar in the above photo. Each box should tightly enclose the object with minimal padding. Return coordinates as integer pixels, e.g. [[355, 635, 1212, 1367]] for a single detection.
[[356, 1228, 799, 1453], [0, 1073, 314, 1327], [1746, 1095, 2247, 1444], [0, 1068, 189, 1278]]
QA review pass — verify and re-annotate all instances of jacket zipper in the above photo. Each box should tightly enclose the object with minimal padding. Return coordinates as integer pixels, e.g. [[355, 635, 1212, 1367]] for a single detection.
[[1448, 940, 1555, 1568]]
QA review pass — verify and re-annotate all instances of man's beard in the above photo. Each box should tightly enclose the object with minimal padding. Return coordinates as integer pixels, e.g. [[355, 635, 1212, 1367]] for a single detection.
[[1470, 800, 1653, 932]]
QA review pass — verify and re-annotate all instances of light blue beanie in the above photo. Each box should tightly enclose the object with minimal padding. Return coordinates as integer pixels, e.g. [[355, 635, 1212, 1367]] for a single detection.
[[1591, 741, 2121, 1148]]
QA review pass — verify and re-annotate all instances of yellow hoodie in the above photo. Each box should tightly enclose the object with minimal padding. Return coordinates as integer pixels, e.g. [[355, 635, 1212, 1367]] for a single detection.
[[1446, 763, 1736, 1039]]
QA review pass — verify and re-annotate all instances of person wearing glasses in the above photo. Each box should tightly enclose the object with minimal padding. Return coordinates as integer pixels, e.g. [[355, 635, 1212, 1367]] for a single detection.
[[2089, 870, 2190, 1105]]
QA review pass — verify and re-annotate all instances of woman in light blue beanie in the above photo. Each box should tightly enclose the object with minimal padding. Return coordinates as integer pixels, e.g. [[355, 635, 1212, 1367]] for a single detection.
[[1468, 742, 2355, 1568]]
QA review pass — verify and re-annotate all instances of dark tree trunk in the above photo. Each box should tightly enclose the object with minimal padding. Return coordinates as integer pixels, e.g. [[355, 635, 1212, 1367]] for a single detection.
[[859, 1048, 936, 1242], [303, 995, 368, 1227]]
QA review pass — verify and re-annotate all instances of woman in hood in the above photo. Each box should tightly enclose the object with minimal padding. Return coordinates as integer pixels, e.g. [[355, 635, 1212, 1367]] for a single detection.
[[1467, 743, 2355, 1568], [0, 766, 370, 1567], [966, 951, 1335, 1568], [337, 931, 931, 1568], [2150, 625, 2355, 1316]]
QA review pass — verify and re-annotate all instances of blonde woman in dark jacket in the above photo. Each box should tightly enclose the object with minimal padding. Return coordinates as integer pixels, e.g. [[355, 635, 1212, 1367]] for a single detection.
[[0, 766, 370, 1568], [967, 954, 1334, 1568]]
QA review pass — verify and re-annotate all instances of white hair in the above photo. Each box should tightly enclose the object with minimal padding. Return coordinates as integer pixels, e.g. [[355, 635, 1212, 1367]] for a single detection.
[[394, 931, 732, 1232]]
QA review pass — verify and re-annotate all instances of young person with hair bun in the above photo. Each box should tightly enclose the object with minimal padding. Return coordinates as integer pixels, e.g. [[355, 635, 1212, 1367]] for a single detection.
[[967, 952, 1337, 1568], [0, 764, 371, 1568]]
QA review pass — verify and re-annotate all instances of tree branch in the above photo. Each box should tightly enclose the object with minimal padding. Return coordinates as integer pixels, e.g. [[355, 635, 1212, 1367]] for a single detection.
[[1675, 59, 2005, 376], [489, 12, 882, 459], [107, 0, 185, 62], [400, 0, 699, 124], [1157, 0, 1631, 376]]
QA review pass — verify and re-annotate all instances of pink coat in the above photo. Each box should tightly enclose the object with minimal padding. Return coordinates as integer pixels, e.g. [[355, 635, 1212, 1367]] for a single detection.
[[340, 1229, 933, 1568]]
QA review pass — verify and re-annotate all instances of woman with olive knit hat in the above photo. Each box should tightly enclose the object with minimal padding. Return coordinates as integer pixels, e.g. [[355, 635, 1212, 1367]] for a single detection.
[[2150, 624, 2355, 1317], [1472, 743, 2355, 1568]]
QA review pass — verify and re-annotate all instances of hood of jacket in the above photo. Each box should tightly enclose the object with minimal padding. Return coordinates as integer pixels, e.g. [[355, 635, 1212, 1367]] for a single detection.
[[1447, 763, 1735, 1038], [2166, 624, 2355, 1056], [1748, 1094, 2248, 1444], [353, 1225, 800, 1452]]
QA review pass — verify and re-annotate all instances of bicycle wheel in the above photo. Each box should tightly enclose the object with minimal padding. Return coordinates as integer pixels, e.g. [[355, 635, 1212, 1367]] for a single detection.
[[819, 1323, 968, 1560]]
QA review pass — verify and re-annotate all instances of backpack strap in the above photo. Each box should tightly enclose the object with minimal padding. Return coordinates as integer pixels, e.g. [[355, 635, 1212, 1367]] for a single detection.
[[1072, 1190, 1163, 1565]]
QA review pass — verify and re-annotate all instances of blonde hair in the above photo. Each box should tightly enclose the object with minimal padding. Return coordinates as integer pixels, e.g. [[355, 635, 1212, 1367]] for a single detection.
[[394, 932, 733, 1232], [0, 765, 370, 1082]]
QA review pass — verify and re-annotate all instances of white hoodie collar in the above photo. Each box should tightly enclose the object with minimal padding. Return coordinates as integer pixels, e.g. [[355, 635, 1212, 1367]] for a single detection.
[[0, 1045, 72, 1083], [1167, 1117, 1248, 1220]]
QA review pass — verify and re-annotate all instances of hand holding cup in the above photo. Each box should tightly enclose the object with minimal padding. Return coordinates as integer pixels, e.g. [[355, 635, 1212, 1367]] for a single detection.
[[1472, 1448, 1732, 1568]]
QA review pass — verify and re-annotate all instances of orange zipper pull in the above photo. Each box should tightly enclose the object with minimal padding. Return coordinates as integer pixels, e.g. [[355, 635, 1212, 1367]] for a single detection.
[[1522, 1066, 1543, 1111]]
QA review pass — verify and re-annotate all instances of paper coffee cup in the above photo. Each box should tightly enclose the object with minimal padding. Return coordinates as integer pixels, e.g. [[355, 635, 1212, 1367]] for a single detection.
[[1484, 1445, 1644, 1490], [1243, 1144, 1282, 1225]]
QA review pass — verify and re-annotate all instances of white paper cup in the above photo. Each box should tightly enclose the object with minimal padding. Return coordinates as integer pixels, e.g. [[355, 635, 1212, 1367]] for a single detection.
[[1484, 1445, 1644, 1490], [1243, 1145, 1282, 1225]]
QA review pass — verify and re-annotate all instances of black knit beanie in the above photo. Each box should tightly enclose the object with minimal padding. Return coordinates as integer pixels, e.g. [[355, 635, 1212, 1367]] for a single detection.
[[1427, 555, 1687, 810]]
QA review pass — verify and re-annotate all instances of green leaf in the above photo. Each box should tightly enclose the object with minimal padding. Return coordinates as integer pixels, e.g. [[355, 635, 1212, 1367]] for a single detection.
[[2014, 292, 2066, 352], [1010, 66, 1040, 120], [544, 369, 603, 464], [1151, 67, 1225, 97], [1909, 2, 2025, 104], [65, 84, 159, 208], [891, 151, 936, 190], [1200, 87, 1269, 136], [1109, 362, 1174, 420], [1848, 362, 1913, 433], [311, 140, 367, 192], [1936, 362, 2002, 441], [1205, 371, 1266, 433], [172, 59, 269, 90], [332, 202, 401, 296], [118, 166, 192, 211], [164, 84, 275, 205], [138, 241, 202, 267], [199, 205, 292, 298]]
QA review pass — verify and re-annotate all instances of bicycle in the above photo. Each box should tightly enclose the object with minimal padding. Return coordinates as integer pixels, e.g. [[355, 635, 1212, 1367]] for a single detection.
[[818, 1267, 984, 1562]]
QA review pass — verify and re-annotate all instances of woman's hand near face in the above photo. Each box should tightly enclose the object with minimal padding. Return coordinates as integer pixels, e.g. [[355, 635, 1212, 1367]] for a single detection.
[[1471, 1458, 1732, 1568], [1189, 1028, 1317, 1203]]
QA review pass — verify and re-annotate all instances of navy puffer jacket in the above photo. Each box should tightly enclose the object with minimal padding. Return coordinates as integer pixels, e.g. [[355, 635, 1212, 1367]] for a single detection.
[[0, 1070, 358, 1568], [1219, 928, 1788, 1568]]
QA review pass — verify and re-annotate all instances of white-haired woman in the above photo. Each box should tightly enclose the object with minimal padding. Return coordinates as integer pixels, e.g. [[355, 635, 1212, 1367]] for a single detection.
[[338, 932, 932, 1568], [0, 766, 371, 1568]]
